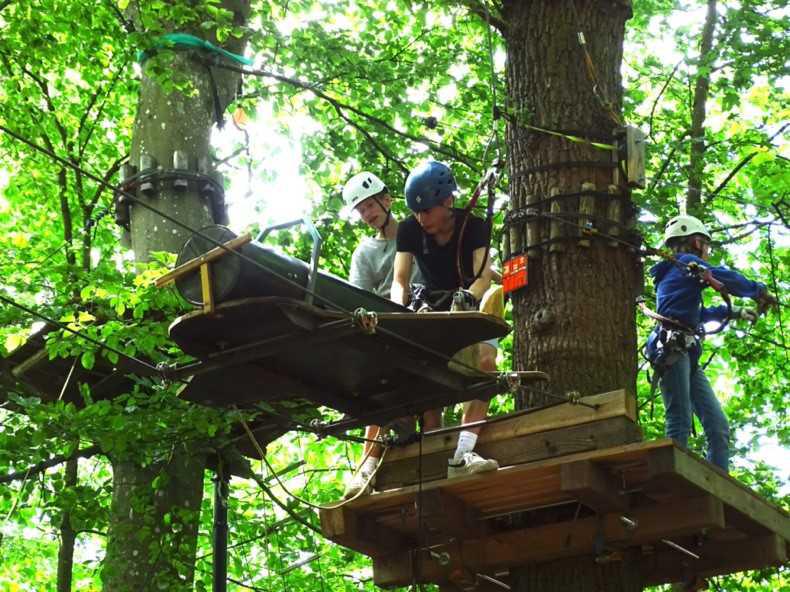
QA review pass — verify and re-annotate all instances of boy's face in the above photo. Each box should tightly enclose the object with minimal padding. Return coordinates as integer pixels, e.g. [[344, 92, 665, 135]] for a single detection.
[[414, 196, 453, 235], [691, 234, 711, 260], [355, 194, 391, 229]]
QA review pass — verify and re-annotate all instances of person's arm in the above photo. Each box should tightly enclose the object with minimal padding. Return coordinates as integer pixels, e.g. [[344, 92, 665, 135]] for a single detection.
[[391, 251, 413, 305], [683, 254, 767, 299], [467, 247, 493, 302]]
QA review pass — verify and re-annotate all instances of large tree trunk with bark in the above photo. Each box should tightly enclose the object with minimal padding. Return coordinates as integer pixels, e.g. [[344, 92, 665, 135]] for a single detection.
[[501, 1, 642, 590], [101, 2, 249, 589]]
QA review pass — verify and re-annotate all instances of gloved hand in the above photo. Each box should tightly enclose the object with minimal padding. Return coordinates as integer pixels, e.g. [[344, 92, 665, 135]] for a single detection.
[[451, 289, 478, 312], [731, 306, 758, 323], [756, 290, 779, 311]]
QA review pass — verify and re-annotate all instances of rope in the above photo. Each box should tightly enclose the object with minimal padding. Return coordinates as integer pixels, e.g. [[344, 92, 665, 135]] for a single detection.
[[765, 227, 788, 363], [237, 410, 389, 511], [137, 33, 253, 66]]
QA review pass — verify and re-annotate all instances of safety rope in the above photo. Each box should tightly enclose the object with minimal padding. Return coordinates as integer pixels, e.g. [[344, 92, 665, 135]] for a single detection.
[[137, 33, 253, 66], [238, 410, 389, 511]]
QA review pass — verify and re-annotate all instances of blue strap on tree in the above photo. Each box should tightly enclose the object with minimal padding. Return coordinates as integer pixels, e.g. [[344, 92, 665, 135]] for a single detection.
[[137, 33, 253, 66]]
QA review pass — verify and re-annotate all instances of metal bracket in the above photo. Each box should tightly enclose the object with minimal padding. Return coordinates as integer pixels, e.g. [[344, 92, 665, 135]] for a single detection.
[[256, 217, 323, 306]]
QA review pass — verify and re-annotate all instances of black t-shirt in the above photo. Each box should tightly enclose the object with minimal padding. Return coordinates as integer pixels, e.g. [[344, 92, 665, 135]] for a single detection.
[[396, 208, 489, 291]]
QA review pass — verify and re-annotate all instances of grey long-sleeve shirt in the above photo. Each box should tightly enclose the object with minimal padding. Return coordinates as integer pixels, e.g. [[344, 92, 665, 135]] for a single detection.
[[349, 236, 421, 299]]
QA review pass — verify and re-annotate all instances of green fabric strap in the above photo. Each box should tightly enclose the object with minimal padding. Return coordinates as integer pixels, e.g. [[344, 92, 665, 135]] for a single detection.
[[137, 32, 252, 66]]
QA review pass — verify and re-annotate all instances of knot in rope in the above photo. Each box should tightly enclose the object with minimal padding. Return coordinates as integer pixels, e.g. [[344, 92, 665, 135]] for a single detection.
[[351, 307, 378, 335]]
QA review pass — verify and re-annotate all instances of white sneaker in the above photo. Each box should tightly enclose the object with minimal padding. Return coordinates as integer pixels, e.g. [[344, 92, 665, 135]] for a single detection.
[[343, 470, 374, 499], [447, 451, 499, 478]]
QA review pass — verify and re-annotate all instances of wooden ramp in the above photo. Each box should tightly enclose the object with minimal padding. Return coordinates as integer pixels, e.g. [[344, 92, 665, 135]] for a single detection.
[[320, 392, 789, 589]]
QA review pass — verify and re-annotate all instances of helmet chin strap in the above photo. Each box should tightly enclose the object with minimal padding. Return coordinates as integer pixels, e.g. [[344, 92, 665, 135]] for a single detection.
[[372, 196, 392, 232]]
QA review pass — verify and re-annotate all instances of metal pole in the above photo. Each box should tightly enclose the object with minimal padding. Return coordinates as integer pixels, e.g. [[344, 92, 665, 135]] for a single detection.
[[213, 468, 230, 592]]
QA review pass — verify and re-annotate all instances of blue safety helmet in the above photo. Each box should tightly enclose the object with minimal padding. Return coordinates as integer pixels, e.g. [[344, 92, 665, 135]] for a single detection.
[[404, 160, 457, 212]]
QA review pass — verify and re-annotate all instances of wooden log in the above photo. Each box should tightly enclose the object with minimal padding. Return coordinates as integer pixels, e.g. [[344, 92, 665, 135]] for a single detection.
[[548, 187, 563, 253], [606, 184, 622, 247], [578, 182, 595, 247], [372, 496, 725, 588], [525, 192, 540, 258]]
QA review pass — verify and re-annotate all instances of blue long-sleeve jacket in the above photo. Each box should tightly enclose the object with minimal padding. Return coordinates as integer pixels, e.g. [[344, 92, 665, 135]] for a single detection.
[[646, 254, 765, 365]]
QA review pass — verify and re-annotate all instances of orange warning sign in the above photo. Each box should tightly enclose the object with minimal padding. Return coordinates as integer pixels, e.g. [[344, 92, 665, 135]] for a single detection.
[[503, 255, 528, 294]]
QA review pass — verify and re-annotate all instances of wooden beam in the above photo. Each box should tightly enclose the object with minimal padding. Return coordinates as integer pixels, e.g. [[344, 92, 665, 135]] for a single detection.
[[320, 507, 411, 557], [154, 233, 251, 287], [560, 460, 628, 513], [419, 490, 486, 542], [372, 496, 725, 587], [376, 415, 641, 491], [642, 533, 788, 586], [646, 446, 790, 541], [384, 389, 636, 463], [199, 262, 215, 314]]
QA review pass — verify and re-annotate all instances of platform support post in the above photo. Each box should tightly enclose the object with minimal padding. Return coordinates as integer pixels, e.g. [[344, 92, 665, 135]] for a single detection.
[[213, 468, 230, 592]]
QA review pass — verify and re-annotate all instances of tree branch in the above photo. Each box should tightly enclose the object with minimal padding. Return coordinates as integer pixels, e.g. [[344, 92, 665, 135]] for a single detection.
[[458, 0, 507, 33], [211, 61, 480, 171], [707, 122, 790, 201], [0, 445, 101, 484]]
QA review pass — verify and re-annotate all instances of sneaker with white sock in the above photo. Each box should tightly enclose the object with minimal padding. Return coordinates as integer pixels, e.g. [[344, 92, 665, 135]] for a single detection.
[[343, 470, 374, 499], [447, 451, 499, 478]]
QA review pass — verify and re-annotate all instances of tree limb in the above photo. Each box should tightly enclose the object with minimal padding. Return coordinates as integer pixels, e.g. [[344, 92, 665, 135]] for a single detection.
[[707, 122, 790, 201], [0, 445, 101, 484], [212, 60, 480, 171], [457, 0, 507, 33]]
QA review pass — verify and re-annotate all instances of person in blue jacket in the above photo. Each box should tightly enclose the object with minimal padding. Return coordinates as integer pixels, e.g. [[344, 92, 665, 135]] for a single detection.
[[646, 215, 777, 472]]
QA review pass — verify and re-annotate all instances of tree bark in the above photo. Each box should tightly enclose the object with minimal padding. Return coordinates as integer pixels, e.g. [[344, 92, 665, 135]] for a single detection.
[[501, 1, 642, 589], [56, 457, 78, 592], [503, 0, 640, 404], [686, 0, 718, 215], [102, 2, 249, 589]]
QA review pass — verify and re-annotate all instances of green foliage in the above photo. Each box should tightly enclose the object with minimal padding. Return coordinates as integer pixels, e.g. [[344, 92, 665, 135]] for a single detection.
[[0, 0, 787, 591]]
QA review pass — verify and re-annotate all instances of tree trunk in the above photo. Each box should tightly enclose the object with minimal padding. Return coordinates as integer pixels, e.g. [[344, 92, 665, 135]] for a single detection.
[[503, 0, 640, 405], [102, 2, 249, 589], [686, 0, 718, 215], [56, 457, 78, 592], [501, 1, 642, 589]]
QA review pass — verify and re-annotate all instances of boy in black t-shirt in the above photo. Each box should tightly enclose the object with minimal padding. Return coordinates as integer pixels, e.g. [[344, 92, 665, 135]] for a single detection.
[[392, 160, 500, 478]]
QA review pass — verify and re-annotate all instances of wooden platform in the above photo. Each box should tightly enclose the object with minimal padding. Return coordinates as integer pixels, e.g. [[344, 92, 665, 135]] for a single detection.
[[168, 297, 517, 431], [320, 396, 789, 589]]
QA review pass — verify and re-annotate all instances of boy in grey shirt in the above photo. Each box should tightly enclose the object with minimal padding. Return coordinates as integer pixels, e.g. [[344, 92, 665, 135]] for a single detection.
[[341, 171, 419, 497]]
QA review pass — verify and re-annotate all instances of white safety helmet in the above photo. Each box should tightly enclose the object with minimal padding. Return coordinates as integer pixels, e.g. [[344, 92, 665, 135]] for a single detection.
[[342, 172, 387, 210], [663, 215, 711, 245]]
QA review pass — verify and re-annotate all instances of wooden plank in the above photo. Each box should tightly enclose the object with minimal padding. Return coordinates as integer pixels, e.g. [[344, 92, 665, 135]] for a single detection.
[[376, 415, 641, 491], [647, 446, 790, 541], [642, 533, 787, 586], [560, 460, 628, 513], [199, 262, 215, 314], [154, 233, 251, 287], [372, 496, 725, 587], [384, 390, 635, 463]]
